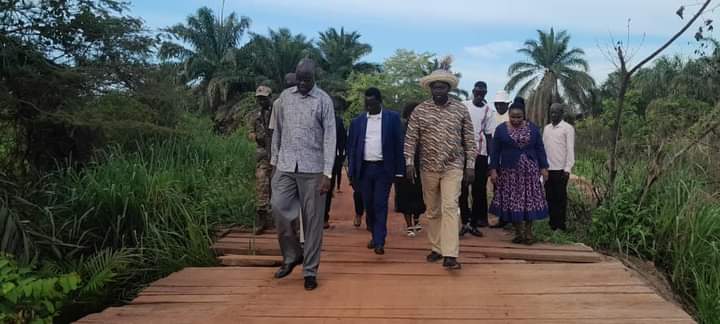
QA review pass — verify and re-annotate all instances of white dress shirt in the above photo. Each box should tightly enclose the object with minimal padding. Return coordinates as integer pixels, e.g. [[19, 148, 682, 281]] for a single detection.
[[364, 111, 383, 161], [464, 100, 495, 157], [543, 120, 575, 173]]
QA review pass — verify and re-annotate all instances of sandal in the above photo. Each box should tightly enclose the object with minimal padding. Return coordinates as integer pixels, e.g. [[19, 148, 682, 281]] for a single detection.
[[406, 228, 416, 238], [410, 218, 423, 232]]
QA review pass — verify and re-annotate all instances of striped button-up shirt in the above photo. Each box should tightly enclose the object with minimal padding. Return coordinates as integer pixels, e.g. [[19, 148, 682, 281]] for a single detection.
[[271, 85, 336, 177], [404, 99, 477, 173]]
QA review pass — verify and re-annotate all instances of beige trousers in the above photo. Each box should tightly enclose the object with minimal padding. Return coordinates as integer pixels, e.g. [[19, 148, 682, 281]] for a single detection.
[[421, 169, 463, 258]]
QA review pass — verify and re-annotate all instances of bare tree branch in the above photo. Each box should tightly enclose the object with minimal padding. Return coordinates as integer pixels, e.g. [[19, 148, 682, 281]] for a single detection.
[[606, 0, 713, 198], [628, 0, 712, 76]]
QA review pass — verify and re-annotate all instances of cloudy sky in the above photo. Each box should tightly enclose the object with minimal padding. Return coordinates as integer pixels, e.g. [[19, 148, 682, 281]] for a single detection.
[[130, 0, 713, 98]]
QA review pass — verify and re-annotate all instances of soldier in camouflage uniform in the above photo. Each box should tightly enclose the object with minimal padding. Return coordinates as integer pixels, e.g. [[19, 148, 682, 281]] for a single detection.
[[251, 85, 274, 235]]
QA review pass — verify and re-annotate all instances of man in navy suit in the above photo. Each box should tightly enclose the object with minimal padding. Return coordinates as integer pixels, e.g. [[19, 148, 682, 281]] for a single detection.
[[347, 88, 405, 255]]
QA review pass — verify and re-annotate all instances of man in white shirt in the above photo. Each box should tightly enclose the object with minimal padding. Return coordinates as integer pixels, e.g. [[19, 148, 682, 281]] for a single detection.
[[489, 90, 511, 229], [493, 90, 511, 129], [543, 103, 575, 231], [347, 88, 404, 255], [459, 81, 495, 236]]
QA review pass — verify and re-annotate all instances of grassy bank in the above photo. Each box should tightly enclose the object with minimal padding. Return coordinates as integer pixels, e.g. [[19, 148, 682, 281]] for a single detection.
[[561, 158, 720, 323], [1, 115, 255, 322]]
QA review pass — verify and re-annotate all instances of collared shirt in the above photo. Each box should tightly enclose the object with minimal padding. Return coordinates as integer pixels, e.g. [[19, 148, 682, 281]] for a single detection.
[[464, 100, 495, 157], [543, 120, 575, 173], [364, 111, 383, 161], [271, 85, 336, 177], [404, 99, 477, 172]]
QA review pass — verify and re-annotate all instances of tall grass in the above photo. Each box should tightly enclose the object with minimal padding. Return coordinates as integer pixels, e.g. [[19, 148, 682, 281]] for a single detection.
[[585, 162, 720, 323], [650, 171, 720, 322], [3, 115, 256, 321]]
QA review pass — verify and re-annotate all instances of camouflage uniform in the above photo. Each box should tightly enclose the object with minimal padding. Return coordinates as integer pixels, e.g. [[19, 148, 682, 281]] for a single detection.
[[254, 107, 274, 230]]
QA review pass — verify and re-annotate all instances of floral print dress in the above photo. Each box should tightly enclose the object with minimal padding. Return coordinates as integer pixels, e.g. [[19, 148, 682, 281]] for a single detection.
[[489, 123, 548, 222]]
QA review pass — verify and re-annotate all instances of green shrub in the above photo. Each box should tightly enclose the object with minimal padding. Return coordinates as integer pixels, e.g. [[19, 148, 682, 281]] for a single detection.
[[0, 254, 81, 324], [646, 97, 713, 139]]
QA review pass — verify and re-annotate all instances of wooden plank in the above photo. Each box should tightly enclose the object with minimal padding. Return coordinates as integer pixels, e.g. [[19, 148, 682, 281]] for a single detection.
[[76, 171, 694, 324], [218, 233, 595, 253], [212, 241, 603, 263], [218, 253, 528, 267], [218, 293, 692, 321], [218, 254, 282, 266]]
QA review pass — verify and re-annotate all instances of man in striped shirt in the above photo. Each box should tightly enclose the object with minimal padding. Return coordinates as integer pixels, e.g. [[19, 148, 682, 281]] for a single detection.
[[404, 67, 477, 270]]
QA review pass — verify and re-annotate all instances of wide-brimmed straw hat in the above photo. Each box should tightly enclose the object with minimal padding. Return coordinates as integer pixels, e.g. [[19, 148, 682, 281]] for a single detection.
[[420, 69, 460, 90]]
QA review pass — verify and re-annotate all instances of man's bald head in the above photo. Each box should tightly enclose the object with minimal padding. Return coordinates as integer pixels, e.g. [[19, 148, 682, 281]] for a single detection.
[[285, 73, 297, 88], [295, 58, 316, 95], [296, 58, 316, 75], [550, 102, 567, 125]]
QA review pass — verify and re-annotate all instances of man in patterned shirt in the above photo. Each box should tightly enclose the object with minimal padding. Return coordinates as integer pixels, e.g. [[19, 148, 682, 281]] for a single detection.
[[404, 65, 477, 270], [270, 59, 336, 290]]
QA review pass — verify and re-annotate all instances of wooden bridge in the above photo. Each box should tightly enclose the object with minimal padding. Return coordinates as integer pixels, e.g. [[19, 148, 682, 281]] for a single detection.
[[78, 180, 694, 323]]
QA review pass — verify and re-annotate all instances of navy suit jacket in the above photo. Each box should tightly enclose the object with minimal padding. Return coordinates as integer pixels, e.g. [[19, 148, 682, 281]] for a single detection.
[[347, 110, 405, 182]]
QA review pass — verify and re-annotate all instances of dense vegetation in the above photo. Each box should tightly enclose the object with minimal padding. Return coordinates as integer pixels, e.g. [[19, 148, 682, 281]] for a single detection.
[[1, 0, 718, 323], [547, 49, 720, 322]]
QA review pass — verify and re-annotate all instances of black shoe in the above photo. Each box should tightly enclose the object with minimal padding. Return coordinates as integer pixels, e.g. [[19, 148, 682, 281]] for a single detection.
[[426, 251, 442, 263], [274, 257, 303, 279], [374, 246, 385, 255], [367, 240, 375, 249], [443, 257, 462, 270], [469, 226, 484, 237], [304, 276, 318, 290]]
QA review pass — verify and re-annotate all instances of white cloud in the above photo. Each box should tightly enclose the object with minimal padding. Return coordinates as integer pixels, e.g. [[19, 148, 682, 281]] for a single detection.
[[464, 41, 522, 59]]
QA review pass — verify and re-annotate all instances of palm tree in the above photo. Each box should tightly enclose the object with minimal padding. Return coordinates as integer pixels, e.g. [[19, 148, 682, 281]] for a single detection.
[[317, 28, 373, 78], [505, 28, 595, 126], [242, 28, 320, 91], [158, 7, 252, 112], [315, 28, 377, 95]]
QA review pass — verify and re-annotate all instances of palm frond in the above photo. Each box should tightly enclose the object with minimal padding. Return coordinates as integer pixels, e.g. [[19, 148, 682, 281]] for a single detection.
[[74, 248, 137, 297], [507, 62, 540, 75], [516, 75, 540, 97], [506, 69, 537, 91], [0, 204, 34, 264]]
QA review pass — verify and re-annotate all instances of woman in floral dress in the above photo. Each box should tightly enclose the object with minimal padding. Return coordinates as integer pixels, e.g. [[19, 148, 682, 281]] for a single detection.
[[488, 98, 549, 244]]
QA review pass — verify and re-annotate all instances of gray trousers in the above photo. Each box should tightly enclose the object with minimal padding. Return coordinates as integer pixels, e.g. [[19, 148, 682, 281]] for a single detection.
[[271, 171, 326, 277]]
